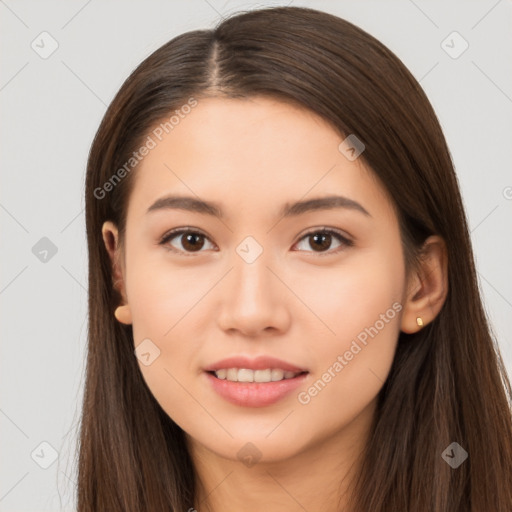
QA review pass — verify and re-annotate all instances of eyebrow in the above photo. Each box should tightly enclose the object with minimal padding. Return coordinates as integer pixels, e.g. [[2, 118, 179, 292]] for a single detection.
[[146, 194, 371, 218]]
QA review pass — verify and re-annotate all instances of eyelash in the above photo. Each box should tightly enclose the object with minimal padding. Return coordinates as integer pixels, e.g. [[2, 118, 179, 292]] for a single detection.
[[158, 227, 354, 257]]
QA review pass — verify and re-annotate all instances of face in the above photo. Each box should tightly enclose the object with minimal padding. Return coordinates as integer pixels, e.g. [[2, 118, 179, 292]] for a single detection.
[[104, 96, 408, 464]]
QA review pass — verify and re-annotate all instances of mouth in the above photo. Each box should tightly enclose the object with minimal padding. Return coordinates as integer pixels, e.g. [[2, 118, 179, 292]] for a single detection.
[[204, 368, 310, 407]]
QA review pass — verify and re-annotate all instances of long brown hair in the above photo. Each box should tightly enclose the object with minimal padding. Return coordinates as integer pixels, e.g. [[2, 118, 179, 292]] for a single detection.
[[79, 6, 512, 510]]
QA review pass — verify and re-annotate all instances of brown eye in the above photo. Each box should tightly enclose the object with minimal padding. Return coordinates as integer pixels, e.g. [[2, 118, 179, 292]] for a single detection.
[[160, 229, 215, 254], [159, 227, 353, 257], [294, 229, 353, 255]]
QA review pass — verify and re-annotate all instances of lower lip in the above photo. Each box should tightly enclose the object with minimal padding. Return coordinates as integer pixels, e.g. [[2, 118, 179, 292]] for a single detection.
[[205, 371, 309, 408]]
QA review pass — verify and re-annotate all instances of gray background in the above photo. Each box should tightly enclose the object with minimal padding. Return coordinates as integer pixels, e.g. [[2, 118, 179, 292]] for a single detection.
[[1, 0, 511, 510]]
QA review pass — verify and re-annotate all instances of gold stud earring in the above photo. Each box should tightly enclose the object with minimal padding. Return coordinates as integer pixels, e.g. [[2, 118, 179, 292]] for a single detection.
[[114, 304, 132, 325], [416, 317, 423, 327]]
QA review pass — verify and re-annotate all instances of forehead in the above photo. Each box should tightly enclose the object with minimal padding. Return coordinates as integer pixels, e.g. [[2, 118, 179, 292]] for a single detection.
[[125, 96, 394, 224]]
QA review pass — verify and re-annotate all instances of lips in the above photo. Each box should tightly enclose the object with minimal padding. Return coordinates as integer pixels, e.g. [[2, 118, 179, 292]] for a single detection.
[[205, 371, 309, 407], [203, 355, 310, 407], [203, 355, 308, 373]]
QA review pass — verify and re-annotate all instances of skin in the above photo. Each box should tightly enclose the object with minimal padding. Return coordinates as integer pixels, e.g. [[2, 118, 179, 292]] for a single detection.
[[102, 96, 448, 512]]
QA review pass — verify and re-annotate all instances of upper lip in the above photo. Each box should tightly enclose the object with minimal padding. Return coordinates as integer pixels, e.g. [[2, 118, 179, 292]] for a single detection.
[[204, 355, 308, 373]]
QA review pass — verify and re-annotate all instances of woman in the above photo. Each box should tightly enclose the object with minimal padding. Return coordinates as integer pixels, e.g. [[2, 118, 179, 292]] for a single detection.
[[79, 5, 512, 511]]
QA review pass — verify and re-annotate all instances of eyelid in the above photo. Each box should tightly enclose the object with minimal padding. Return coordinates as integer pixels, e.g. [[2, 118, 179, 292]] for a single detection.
[[158, 226, 354, 256]]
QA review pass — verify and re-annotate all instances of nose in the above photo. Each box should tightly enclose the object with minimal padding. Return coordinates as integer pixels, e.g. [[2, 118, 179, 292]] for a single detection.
[[216, 255, 291, 337]]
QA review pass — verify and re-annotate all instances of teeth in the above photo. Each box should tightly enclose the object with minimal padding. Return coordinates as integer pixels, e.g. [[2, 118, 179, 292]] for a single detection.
[[238, 368, 254, 382], [213, 368, 301, 383], [255, 369, 272, 382], [215, 369, 227, 379], [227, 368, 238, 381]]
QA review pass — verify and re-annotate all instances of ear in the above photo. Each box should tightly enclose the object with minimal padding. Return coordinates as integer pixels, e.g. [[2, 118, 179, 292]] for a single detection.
[[400, 235, 448, 333], [102, 221, 132, 325]]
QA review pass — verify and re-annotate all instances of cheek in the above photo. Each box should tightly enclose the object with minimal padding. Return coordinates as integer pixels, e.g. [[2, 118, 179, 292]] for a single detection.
[[127, 249, 206, 343], [294, 247, 404, 420], [126, 259, 204, 429], [293, 244, 404, 341]]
